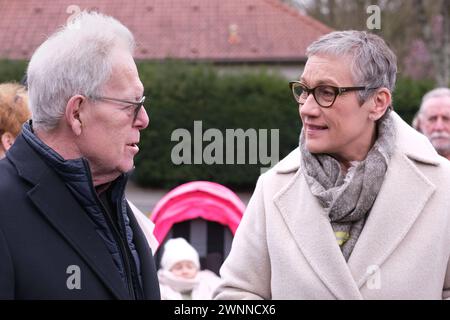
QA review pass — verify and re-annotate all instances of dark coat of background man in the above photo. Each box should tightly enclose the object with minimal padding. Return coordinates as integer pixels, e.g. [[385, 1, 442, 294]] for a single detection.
[[0, 11, 160, 300]]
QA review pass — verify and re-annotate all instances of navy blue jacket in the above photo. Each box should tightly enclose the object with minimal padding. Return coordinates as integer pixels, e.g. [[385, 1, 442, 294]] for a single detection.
[[0, 135, 160, 299]]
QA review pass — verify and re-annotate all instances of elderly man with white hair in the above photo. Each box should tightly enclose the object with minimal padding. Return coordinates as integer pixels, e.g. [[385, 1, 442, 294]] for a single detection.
[[0, 12, 160, 299], [416, 88, 450, 160]]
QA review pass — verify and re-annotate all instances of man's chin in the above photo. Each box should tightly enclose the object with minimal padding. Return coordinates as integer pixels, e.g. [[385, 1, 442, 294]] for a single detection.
[[433, 144, 450, 156], [120, 161, 135, 174]]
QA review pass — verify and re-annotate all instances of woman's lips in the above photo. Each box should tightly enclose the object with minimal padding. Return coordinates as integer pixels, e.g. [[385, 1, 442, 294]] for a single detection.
[[306, 124, 328, 130], [305, 124, 328, 137]]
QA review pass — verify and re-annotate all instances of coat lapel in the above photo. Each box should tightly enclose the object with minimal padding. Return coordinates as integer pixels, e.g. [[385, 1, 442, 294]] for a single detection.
[[347, 151, 436, 288], [274, 170, 363, 300], [347, 112, 439, 288], [27, 170, 130, 299], [8, 136, 129, 299], [268, 113, 440, 299], [273, 148, 437, 298]]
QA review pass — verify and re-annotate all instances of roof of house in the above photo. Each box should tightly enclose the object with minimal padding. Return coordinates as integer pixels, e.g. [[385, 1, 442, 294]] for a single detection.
[[0, 0, 332, 62]]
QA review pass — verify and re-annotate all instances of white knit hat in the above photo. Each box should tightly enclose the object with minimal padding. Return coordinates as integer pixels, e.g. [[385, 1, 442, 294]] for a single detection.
[[160, 238, 200, 271]]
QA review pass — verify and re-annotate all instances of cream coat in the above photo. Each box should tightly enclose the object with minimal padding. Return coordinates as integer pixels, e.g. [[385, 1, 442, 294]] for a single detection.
[[215, 112, 450, 300]]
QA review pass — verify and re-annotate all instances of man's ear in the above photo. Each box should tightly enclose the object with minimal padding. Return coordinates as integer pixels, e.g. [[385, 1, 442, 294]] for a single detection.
[[65, 95, 85, 136], [1, 131, 15, 151], [368, 87, 392, 121]]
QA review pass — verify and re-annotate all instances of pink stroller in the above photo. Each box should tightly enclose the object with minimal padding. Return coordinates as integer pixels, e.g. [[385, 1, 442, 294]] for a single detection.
[[150, 181, 245, 275]]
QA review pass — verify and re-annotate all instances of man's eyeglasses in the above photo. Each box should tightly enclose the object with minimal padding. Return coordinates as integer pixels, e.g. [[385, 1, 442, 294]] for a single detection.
[[89, 95, 146, 122], [289, 81, 377, 108]]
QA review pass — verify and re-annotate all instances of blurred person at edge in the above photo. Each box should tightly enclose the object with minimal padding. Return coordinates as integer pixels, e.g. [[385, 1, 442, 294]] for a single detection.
[[0, 83, 30, 159], [411, 111, 422, 133], [416, 88, 450, 160], [158, 238, 222, 300], [214, 30, 450, 300], [0, 12, 160, 299]]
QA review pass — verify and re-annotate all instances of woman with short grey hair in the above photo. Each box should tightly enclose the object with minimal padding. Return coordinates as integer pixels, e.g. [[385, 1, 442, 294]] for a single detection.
[[214, 30, 450, 300]]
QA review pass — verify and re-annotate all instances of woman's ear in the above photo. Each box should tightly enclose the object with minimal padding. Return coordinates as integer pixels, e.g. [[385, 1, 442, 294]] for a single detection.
[[65, 95, 85, 136], [1, 131, 15, 151], [368, 87, 392, 121]]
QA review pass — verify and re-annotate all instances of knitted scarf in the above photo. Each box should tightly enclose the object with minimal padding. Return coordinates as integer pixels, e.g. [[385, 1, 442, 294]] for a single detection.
[[300, 111, 396, 261], [158, 269, 200, 293]]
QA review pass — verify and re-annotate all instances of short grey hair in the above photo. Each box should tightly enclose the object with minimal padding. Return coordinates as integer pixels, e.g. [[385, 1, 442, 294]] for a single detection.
[[27, 11, 135, 131], [306, 30, 397, 105], [419, 87, 450, 114]]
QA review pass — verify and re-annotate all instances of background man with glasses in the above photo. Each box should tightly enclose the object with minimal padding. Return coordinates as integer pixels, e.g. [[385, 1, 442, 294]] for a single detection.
[[215, 30, 450, 300], [0, 12, 160, 299]]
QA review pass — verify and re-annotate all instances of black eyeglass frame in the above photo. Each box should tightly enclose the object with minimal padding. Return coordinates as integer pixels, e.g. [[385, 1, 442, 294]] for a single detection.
[[89, 95, 146, 122], [289, 81, 377, 108]]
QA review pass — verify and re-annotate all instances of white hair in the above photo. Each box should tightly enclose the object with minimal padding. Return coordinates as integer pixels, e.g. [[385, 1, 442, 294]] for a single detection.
[[306, 30, 397, 105], [27, 11, 135, 131], [419, 87, 450, 114]]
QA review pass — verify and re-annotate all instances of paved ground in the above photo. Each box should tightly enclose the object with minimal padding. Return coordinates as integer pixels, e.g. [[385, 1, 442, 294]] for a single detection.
[[125, 182, 252, 216]]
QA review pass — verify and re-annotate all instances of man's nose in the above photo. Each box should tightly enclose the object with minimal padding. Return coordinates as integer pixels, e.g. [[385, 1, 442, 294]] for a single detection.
[[433, 118, 446, 131], [135, 106, 150, 129]]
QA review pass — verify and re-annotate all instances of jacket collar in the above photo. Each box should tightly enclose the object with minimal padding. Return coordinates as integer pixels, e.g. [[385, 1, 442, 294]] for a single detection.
[[6, 134, 47, 186], [7, 134, 131, 299], [21, 121, 129, 194]]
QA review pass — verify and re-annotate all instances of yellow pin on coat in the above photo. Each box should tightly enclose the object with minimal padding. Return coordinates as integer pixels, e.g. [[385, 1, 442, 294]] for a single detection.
[[335, 231, 350, 246]]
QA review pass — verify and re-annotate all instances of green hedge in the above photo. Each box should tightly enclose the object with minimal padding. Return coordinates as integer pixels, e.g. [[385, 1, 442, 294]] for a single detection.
[[392, 77, 435, 124], [0, 59, 437, 189], [0, 60, 27, 83], [134, 61, 299, 189]]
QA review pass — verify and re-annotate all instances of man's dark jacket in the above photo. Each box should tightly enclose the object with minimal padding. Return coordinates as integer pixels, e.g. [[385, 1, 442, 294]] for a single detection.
[[0, 134, 160, 299]]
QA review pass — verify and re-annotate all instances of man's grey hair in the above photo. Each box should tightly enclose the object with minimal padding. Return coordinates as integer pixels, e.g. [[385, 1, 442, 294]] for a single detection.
[[306, 30, 397, 105], [419, 88, 450, 114], [27, 11, 135, 131]]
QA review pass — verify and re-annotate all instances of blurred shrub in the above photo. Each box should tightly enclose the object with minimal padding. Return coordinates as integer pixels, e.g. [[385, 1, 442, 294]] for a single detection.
[[392, 77, 435, 124], [134, 61, 299, 189], [0, 60, 27, 84]]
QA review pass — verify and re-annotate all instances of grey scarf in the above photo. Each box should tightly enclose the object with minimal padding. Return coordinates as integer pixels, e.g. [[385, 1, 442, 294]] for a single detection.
[[300, 111, 396, 261]]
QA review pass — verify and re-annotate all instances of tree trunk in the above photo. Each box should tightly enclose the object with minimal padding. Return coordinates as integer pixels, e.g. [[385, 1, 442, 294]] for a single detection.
[[440, 0, 450, 86], [415, 0, 450, 86]]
